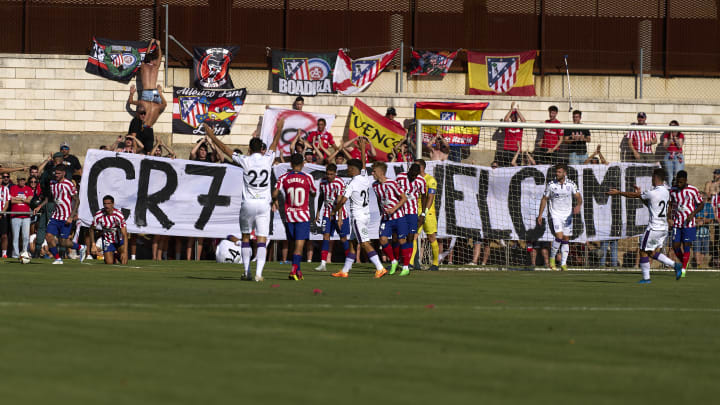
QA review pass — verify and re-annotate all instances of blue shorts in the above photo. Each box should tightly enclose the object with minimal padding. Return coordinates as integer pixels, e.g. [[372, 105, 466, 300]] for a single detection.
[[141, 89, 161, 104], [405, 213, 419, 234], [672, 227, 696, 243], [103, 239, 124, 253], [321, 216, 349, 238], [379, 218, 408, 240], [693, 235, 710, 255], [286, 221, 310, 241], [47, 218, 72, 239]]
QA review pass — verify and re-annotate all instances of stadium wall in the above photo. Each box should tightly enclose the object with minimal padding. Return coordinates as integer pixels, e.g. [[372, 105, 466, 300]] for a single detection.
[[2, 53, 720, 167]]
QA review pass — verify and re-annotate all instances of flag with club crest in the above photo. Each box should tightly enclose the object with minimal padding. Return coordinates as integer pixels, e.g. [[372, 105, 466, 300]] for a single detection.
[[172, 87, 246, 135], [467, 50, 536, 96], [409, 49, 459, 77], [271, 50, 336, 96], [85, 37, 158, 84], [333, 49, 398, 95]]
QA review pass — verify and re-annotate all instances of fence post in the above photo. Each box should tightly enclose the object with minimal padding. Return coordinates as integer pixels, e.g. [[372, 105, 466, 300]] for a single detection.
[[164, 4, 169, 88], [638, 47, 643, 99], [399, 41, 404, 93]]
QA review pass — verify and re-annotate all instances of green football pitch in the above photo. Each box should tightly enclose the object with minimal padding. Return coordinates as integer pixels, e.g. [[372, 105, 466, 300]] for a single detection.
[[1, 260, 719, 405]]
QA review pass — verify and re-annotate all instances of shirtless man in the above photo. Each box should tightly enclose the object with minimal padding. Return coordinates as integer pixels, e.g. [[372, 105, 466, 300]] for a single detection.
[[429, 135, 450, 161], [127, 39, 166, 128]]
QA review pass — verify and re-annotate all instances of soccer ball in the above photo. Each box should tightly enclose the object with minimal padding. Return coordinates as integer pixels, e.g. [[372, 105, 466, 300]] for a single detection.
[[20, 251, 31, 265]]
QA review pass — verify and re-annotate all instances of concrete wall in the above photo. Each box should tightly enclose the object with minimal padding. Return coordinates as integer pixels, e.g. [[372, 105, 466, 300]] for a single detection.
[[2, 53, 720, 168]]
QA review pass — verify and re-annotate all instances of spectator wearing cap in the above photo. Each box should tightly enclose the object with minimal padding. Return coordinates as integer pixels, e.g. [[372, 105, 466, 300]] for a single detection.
[[9, 175, 32, 257], [624, 112, 658, 163], [535, 105, 563, 165], [662, 120, 684, 187], [385, 107, 397, 120], [0, 174, 11, 257], [60, 143, 82, 182]]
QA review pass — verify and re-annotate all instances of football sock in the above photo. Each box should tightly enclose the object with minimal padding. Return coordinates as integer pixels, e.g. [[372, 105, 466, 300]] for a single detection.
[[49, 247, 59, 259], [401, 242, 413, 266], [241, 242, 252, 276], [392, 243, 400, 262], [431, 240, 440, 266], [367, 250, 384, 270], [342, 240, 350, 254], [292, 254, 302, 272], [640, 256, 651, 280], [71, 242, 80, 250], [551, 238, 561, 259], [255, 242, 266, 278], [410, 239, 418, 265], [560, 240, 569, 266], [682, 245, 691, 269], [652, 252, 675, 267], [130, 254, 136, 260], [321, 240, 330, 263], [382, 243, 395, 261], [2, 250, 6, 256], [674, 247, 683, 260], [342, 253, 356, 273]]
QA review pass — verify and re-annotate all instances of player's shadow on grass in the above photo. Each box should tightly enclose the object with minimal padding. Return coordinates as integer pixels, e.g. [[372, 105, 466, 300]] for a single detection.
[[185, 276, 244, 281], [575, 280, 624, 284]]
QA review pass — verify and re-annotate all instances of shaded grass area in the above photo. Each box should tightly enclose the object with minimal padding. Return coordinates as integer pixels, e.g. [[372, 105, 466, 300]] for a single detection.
[[0, 260, 719, 405]]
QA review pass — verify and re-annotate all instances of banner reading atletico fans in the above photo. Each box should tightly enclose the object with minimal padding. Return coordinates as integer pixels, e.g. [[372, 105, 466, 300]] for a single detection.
[[271, 51, 336, 96], [414, 102, 489, 146], [467, 50, 536, 96], [85, 37, 158, 84], [172, 87, 246, 135], [409, 49, 459, 77], [333, 49, 398, 95], [260, 108, 336, 156], [348, 99, 406, 161], [192, 46, 240, 89]]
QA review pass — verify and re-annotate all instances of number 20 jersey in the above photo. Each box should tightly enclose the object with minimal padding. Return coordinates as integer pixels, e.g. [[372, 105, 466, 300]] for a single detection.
[[641, 185, 670, 232], [232, 152, 274, 203], [344, 170, 372, 218]]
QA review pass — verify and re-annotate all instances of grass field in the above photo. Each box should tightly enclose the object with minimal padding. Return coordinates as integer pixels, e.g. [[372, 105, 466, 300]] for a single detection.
[[1, 259, 719, 405]]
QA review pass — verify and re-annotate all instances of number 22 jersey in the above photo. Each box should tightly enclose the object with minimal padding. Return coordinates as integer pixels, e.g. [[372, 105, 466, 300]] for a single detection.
[[343, 169, 372, 218], [232, 151, 274, 203]]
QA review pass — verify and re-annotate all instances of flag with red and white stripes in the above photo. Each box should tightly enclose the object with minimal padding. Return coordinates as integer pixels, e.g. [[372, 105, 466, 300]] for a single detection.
[[178, 97, 208, 128], [670, 184, 702, 228], [333, 49, 398, 95], [489, 58, 518, 93]]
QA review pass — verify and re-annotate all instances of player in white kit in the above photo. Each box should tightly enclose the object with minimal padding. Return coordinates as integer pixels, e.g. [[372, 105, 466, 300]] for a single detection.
[[216, 237, 243, 264], [536, 164, 582, 271], [204, 121, 283, 282], [330, 144, 388, 279], [609, 168, 683, 283]]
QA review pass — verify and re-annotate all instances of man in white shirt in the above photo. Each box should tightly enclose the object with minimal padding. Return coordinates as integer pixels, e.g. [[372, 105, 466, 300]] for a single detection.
[[608, 168, 683, 283], [537, 164, 582, 271], [204, 121, 282, 282]]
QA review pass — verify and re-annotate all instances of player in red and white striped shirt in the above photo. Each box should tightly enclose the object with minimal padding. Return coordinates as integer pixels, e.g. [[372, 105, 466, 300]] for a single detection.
[[89, 195, 128, 264], [397, 163, 427, 272], [273, 153, 317, 280], [372, 161, 413, 275], [33, 167, 86, 264], [669, 170, 705, 276], [625, 112, 658, 162], [314, 163, 350, 271]]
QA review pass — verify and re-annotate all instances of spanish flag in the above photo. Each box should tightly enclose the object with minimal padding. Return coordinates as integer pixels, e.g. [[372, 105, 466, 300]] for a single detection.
[[348, 98, 406, 161], [415, 102, 489, 146], [467, 50, 536, 96]]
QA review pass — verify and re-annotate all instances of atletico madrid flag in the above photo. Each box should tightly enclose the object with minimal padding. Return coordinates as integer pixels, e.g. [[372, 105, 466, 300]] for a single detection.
[[467, 50, 536, 96], [409, 49, 458, 77], [333, 49, 398, 95]]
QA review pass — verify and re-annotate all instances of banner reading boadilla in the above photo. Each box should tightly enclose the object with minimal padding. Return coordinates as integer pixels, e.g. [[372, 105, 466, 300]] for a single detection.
[[271, 51, 336, 96]]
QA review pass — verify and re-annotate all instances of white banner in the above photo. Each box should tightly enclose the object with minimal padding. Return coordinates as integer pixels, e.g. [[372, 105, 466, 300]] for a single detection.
[[271, 161, 657, 242], [259, 108, 336, 157], [78, 150, 244, 238]]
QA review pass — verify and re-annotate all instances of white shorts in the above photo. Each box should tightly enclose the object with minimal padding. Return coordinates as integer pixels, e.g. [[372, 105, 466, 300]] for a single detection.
[[640, 228, 667, 252], [240, 200, 271, 237], [550, 214, 573, 237], [351, 214, 371, 244]]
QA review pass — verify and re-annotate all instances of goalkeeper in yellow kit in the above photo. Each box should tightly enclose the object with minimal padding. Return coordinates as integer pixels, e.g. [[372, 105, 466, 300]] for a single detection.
[[414, 159, 440, 271]]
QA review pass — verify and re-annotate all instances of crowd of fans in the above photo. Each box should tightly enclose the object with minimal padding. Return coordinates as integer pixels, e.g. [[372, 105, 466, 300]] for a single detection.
[[2, 94, 717, 270]]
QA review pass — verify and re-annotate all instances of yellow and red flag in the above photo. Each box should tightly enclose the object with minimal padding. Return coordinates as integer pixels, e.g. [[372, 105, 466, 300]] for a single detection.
[[467, 50, 536, 96], [348, 98, 406, 161], [414, 101, 489, 146]]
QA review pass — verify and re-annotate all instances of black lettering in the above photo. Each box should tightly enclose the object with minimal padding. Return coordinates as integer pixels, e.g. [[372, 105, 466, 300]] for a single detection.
[[135, 159, 177, 229], [87, 156, 135, 216], [185, 164, 231, 230], [582, 166, 622, 237], [625, 165, 655, 236], [443, 164, 481, 240], [508, 167, 546, 240], [477, 168, 512, 240]]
